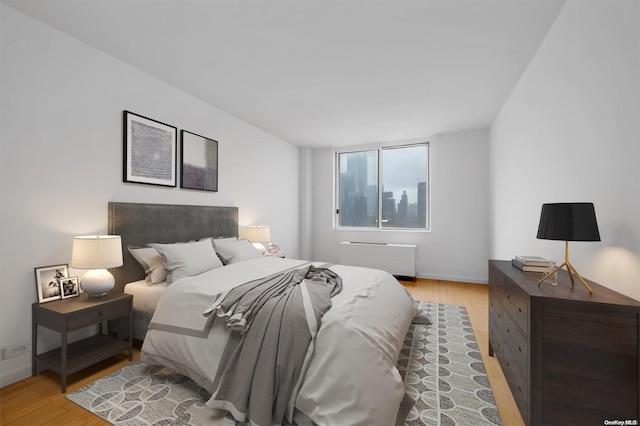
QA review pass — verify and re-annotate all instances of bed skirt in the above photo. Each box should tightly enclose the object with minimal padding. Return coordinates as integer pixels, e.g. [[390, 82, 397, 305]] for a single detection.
[[109, 307, 153, 342]]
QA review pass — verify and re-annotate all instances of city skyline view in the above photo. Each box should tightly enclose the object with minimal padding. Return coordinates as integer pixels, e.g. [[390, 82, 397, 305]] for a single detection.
[[338, 145, 428, 228]]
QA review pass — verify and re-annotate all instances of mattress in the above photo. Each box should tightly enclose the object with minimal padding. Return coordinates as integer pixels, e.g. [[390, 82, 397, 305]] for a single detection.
[[122, 280, 168, 341], [124, 280, 167, 312]]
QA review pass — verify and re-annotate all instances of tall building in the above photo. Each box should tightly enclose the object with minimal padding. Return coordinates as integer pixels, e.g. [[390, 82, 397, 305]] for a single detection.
[[417, 181, 427, 228], [382, 190, 396, 226], [340, 153, 373, 226], [397, 190, 408, 227], [366, 184, 378, 225], [348, 153, 368, 194]]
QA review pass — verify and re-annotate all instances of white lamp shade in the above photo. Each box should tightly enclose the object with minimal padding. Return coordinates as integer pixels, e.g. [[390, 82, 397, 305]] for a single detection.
[[71, 235, 123, 269], [240, 226, 271, 243]]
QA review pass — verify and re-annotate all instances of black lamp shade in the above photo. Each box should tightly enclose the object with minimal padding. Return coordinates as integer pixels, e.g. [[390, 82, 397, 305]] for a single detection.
[[537, 202, 601, 242]]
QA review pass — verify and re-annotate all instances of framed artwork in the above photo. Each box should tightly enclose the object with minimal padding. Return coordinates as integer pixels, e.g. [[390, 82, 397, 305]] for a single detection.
[[181, 130, 218, 192], [35, 264, 68, 303], [60, 277, 80, 299], [123, 110, 177, 187]]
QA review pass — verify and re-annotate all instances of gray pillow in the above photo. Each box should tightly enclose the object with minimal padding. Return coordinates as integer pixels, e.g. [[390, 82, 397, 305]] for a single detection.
[[128, 245, 167, 284], [149, 238, 223, 284], [211, 236, 238, 249], [214, 239, 263, 264]]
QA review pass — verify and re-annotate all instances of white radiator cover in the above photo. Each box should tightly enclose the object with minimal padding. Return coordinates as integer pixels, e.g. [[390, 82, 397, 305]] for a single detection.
[[339, 241, 417, 278]]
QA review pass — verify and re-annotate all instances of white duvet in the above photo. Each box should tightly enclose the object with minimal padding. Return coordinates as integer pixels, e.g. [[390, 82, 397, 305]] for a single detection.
[[141, 257, 417, 425]]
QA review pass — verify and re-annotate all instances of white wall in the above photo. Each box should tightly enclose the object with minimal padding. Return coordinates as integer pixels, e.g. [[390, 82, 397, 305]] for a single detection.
[[309, 129, 490, 283], [0, 5, 300, 386], [490, 0, 640, 300], [298, 148, 314, 260]]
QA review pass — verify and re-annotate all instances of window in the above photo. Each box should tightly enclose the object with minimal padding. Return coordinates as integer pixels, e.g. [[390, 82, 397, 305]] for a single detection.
[[336, 143, 429, 230]]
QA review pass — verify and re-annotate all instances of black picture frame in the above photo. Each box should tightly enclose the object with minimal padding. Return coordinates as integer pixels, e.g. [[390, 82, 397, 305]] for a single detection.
[[34, 264, 68, 303], [60, 276, 80, 299], [181, 130, 219, 192], [123, 111, 177, 187]]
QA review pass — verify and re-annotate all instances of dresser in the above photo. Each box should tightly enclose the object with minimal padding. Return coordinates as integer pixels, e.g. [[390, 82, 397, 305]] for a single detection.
[[489, 260, 640, 425]]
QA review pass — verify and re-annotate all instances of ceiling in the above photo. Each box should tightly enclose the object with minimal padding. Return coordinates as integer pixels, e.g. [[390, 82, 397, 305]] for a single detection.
[[3, 0, 565, 148]]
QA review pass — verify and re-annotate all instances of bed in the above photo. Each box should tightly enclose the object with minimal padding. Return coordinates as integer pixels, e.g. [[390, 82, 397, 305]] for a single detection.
[[108, 202, 239, 340], [107, 202, 419, 426]]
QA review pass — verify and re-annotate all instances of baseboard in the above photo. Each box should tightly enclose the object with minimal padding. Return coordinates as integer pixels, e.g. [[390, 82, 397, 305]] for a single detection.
[[416, 273, 488, 285], [0, 363, 31, 388]]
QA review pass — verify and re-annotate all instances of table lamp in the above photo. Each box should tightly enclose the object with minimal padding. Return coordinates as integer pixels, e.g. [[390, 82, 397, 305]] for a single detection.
[[71, 235, 123, 298], [240, 226, 271, 253], [536, 202, 600, 294]]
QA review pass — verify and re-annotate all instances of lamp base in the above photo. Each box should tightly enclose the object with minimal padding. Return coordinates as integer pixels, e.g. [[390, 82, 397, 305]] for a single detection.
[[81, 269, 115, 298], [538, 261, 593, 294], [537, 240, 593, 294]]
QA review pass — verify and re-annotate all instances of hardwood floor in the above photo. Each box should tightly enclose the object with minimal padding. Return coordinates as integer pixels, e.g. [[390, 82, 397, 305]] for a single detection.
[[1, 278, 523, 425], [1, 348, 141, 426]]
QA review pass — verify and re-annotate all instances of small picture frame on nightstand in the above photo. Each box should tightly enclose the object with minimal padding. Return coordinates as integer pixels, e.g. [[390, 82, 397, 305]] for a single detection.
[[35, 264, 68, 303], [60, 277, 80, 299]]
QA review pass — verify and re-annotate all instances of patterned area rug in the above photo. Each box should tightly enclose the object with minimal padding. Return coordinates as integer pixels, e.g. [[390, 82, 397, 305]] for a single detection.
[[400, 301, 501, 425], [67, 301, 501, 425]]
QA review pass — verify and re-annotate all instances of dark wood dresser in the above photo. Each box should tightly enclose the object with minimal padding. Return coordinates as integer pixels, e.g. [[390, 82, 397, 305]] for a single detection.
[[489, 260, 640, 425]]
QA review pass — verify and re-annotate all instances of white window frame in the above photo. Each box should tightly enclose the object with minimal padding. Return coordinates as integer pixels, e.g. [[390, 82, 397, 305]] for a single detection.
[[334, 142, 430, 231]]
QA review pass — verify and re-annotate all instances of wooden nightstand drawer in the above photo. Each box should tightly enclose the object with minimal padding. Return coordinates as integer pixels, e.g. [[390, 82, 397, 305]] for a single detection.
[[67, 297, 130, 330]]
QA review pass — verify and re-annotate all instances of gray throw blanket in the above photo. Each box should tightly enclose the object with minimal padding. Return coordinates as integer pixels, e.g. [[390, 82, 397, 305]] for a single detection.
[[202, 265, 342, 426]]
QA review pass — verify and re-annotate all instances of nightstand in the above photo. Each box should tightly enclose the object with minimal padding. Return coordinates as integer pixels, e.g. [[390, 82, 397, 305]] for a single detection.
[[32, 292, 132, 392]]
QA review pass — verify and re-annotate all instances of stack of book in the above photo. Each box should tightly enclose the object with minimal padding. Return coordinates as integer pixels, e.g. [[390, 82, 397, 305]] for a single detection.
[[512, 255, 554, 272]]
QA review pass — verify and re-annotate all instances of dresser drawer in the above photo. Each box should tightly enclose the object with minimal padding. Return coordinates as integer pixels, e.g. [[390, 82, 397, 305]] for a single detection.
[[499, 341, 530, 423], [503, 312, 529, 377], [490, 266, 528, 332], [489, 268, 505, 297], [489, 318, 506, 360], [490, 261, 531, 424], [489, 289, 503, 318], [67, 298, 130, 330], [502, 283, 529, 335]]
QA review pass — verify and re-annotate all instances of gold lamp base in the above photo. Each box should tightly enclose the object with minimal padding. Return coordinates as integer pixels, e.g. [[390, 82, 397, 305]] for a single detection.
[[537, 241, 593, 295]]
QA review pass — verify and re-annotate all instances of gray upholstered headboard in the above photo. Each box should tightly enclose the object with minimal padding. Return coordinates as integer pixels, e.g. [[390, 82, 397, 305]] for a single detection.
[[108, 202, 238, 293]]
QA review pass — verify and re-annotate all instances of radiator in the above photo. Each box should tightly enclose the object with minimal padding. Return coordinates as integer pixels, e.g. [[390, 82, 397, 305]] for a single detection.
[[339, 241, 417, 278]]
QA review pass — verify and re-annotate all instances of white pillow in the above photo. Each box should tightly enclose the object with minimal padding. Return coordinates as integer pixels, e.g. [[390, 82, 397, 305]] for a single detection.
[[128, 246, 167, 284], [149, 239, 223, 284], [214, 239, 263, 264], [211, 236, 238, 248], [211, 237, 238, 263]]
